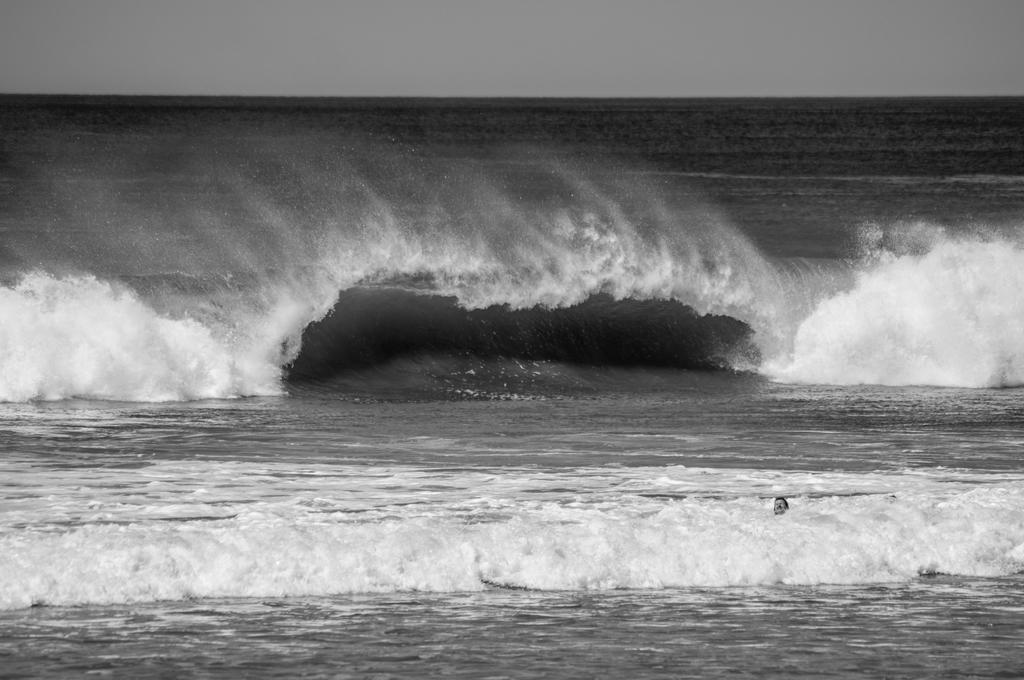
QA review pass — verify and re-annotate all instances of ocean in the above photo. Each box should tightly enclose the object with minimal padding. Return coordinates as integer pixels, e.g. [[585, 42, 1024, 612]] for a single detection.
[[1, 96, 1023, 678]]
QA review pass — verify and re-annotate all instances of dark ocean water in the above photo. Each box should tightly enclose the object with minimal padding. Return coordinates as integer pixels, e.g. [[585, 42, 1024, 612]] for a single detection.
[[1, 96, 1024, 678]]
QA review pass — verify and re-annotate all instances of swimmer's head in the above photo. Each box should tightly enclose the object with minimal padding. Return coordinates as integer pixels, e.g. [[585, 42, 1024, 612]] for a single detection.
[[773, 497, 789, 515]]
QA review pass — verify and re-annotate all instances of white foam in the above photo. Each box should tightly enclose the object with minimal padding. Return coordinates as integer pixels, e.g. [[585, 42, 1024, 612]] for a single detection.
[[766, 232, 1024, 387], [2, 463, 1022, 609], [0, 273, 286, 401]]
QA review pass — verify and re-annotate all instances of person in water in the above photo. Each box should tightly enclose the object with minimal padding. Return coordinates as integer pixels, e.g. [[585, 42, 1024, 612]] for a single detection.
[[773, 497, 789, 515]]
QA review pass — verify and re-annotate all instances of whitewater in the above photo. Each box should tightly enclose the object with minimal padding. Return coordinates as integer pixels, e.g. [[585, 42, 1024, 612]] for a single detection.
[[2, 96, 1023, 678], [3, 461, 1023, 610]]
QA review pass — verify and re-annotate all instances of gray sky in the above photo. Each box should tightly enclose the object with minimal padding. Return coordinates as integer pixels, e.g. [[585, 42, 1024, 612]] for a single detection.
[[2, 0, 1022, 96]]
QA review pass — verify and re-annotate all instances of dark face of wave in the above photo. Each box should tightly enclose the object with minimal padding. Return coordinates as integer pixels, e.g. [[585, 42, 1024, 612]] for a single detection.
[[286, 289, 758, 385]]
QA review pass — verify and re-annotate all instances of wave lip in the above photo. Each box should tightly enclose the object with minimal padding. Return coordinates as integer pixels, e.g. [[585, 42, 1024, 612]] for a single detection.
[[286, 289, 758, 381]]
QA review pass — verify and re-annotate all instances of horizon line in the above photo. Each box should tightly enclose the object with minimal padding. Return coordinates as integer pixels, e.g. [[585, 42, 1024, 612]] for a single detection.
[[3, 92, 1023, 100]]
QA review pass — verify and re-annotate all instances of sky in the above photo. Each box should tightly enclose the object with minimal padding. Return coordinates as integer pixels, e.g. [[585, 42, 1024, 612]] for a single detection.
[[1, 0, 1023, 97]]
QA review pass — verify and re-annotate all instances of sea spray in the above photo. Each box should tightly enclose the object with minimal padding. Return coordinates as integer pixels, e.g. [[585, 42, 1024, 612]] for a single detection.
[[307, 156, 785, 316]]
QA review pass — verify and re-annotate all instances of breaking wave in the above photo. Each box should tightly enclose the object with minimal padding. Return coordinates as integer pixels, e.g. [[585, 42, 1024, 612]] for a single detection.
[[2, 131, 1023, 400], [2, 464, 1023, 609], [0, 141, 798, 401], [766, 225, 1024, 388]]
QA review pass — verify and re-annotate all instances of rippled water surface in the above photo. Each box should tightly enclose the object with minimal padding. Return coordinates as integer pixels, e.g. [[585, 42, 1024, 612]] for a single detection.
[[4, 580, 1023, 679]]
